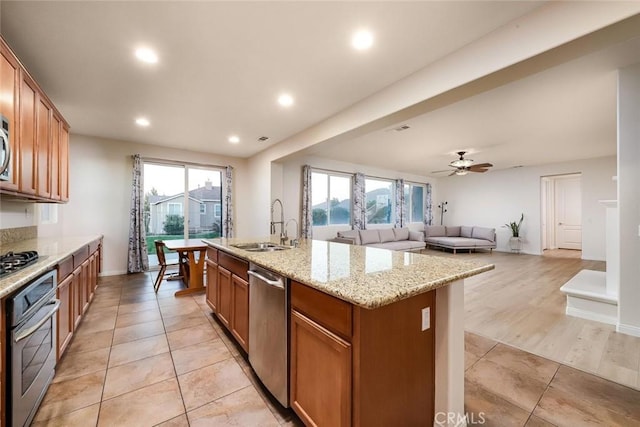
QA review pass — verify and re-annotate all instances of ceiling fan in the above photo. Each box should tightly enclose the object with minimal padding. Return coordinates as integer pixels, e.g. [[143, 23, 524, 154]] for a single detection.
[[432, 151, 493, 176]]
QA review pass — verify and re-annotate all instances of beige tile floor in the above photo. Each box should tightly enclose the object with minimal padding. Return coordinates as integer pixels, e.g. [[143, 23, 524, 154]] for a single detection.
[[32, 273, 303, 427], [33, 270, 640, 426]]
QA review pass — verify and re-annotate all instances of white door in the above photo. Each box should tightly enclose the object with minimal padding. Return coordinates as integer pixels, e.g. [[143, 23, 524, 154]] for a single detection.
[[555, 176, 582, 250]]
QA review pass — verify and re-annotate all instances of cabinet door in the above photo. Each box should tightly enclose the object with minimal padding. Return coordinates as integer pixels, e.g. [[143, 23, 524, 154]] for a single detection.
[[56, 273, 74, 360], [291, 310, 352, 427], [36, 95, 51, 198], [59, 124, 69, 201], [72, 267, 83, 328], [82, 259, 90, 313], [19, 72, 38, 195], [231, 275, 249, 352], [205, 260, 218, 312], [50, 113, 61, 200], [0, 39, 20, 191], [217, 266, 232, 328]]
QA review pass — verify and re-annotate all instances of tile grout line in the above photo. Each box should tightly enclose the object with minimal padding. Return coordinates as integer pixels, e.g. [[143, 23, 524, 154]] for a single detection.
[[522, 364, 561, 427]]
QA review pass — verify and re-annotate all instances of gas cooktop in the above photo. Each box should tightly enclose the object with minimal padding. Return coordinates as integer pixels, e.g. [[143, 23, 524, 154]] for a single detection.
[[0, 251, 39, 278]]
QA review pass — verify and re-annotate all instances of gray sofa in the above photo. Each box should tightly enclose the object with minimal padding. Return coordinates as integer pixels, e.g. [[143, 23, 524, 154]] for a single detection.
[[335, 228, 426, 251], [424, 225, 496, 254]]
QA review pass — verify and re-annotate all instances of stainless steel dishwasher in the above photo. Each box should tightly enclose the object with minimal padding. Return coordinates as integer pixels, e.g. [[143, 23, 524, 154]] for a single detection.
[[248, 263, 289, 407]]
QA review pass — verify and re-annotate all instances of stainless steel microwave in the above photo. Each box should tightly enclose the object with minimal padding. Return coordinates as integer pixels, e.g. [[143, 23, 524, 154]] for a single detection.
[[1, 115, 10, 181]]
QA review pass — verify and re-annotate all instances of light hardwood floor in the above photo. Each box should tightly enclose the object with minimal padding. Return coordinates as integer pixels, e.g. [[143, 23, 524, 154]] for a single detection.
[[422, 247, 640, 390]]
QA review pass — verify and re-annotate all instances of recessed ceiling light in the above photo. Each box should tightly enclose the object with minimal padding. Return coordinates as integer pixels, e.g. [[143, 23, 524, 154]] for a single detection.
[[228, 135, 240, 144], [278, 94, 294, 107], [351, 29, 374, 51], [135, 47, 158, 64], [135, 117, 150, 127]]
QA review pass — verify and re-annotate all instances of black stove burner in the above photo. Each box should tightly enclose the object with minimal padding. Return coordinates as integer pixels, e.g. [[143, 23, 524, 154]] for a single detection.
[[0, 251, 39, 278]]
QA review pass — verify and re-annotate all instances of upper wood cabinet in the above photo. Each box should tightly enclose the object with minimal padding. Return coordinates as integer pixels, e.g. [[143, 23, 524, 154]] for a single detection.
[[0, 36, 70, 202]]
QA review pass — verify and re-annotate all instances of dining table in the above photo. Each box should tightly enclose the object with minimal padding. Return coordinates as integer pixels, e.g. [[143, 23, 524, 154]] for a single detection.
[[163, 239, 208, 296]]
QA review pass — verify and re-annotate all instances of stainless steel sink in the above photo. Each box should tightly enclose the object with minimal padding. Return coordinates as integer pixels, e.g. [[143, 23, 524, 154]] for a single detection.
[[230, 242, 291, 252]]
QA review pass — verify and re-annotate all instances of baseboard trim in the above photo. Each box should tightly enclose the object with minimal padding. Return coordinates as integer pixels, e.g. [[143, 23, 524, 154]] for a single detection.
[[617, 323, 640, 337], [99, 270, 128, 277], [566, 306, 617, 325]]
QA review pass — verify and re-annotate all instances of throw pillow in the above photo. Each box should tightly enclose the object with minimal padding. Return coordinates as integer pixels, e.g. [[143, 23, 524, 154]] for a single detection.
[[425, 225, 446, 237]]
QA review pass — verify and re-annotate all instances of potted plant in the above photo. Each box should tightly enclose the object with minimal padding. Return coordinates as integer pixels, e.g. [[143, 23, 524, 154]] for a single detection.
[[505, 213, 524, 252]]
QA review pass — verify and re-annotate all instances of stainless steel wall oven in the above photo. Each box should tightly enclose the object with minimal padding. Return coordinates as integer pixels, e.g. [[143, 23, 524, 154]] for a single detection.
[[6, 270, 59, 427]]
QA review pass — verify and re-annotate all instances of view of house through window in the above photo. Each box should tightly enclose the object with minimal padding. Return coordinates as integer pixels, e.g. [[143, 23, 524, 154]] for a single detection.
[[365, 178, 394, 224], [143, 162, 223, 266], [311, 171, 351, 226], [403, 183, 425, 223]]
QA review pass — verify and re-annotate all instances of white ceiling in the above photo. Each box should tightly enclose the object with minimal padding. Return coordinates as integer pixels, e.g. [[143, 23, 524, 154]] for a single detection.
[[0, 1, 543, 158], [301, 36, 640, 176]]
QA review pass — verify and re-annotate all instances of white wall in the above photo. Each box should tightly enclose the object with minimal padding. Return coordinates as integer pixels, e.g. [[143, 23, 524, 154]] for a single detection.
[[279, 155, 437, 241], [0, 200, 36, 229], [617, 64, 640, 337], [437, 156, 616, 259], [38, 134, 249, 275]]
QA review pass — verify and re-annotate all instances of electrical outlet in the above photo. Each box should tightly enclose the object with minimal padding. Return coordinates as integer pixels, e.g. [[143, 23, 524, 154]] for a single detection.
[[421, 307, 430, 331]]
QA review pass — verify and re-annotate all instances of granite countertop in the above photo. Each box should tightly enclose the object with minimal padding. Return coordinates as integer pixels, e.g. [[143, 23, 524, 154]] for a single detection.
[[203, 237, 494, 309], [0, 235, 103, 299]]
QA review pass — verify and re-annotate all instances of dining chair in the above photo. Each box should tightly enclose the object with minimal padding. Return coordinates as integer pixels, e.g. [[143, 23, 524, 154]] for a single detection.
[[154, 240, 182, 292]]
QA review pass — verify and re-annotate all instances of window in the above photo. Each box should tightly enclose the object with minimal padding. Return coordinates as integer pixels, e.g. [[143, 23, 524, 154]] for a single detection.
[[200, 203, 206, 214], [311, 171, 351, 226], [214, 204, 222, 217], [365, 178, 394, 224], [403, 183, 425, 223], [168, 203, 182, 215]]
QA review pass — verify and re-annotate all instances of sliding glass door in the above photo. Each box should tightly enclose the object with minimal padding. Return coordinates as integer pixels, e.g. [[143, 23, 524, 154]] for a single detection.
[[143, 161, 223, 266]]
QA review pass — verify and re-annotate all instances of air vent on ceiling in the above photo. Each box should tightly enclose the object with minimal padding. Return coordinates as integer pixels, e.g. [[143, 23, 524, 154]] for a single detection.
[[393, 125, 410, 132], [257, 136, 270, 142]]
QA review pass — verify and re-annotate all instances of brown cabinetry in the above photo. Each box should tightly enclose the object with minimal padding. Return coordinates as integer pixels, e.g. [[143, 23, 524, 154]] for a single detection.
[[290, 280, 436, 427], [205, 248, 250, 353], [55, 238, 102, 361], [0, 36, 70, 202]]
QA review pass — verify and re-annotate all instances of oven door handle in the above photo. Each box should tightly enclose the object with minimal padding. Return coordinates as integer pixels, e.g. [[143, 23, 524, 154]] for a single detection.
[[14, 299, 61, 343]]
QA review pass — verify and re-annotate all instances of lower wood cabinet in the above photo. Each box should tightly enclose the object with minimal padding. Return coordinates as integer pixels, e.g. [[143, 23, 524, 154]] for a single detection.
[[291, 310, 352, 427], [205, 260, 218, 312], [56, 238, 102, 361], [205, 248, 250, 353], [56, 273, 73, 359], [230, 275, 249, 352], [217, 266, 232, 328]]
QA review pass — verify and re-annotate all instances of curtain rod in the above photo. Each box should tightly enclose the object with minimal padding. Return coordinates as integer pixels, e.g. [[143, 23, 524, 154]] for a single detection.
[[310, 166, 430, 184], [140, 156, 227, 170]]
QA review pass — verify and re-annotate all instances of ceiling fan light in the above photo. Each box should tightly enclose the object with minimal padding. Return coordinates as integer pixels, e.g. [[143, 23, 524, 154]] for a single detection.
[[455, 169, 468, 176], [450, 159, 474, 168]]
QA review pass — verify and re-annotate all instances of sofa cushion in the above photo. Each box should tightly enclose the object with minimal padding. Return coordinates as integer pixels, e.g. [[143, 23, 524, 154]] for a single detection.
[[425, 225, 446, 237], [460, 226, 473, 238], [472, 226, 495, 242], [337, 230, 360, 245], [359, 229, 381, 245], [369, 241, 425, 251], [379, 228, 395, 243], [446, 226, 461, 237], [393, 227, 410, 241], [409, 231, 424, 242], [426, 237, 495, 248]]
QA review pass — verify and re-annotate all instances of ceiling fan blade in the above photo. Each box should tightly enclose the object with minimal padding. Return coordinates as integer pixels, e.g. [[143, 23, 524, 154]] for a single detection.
[[449, 171, 457, 176], [430, 169, 453, 174], [469, 163, 493, 169], [469, 168, 489, 173]]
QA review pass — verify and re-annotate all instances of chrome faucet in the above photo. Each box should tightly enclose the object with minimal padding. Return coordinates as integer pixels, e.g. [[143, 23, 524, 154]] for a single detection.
[[270, 199, 285, 243], [284, 218, 299, 247]]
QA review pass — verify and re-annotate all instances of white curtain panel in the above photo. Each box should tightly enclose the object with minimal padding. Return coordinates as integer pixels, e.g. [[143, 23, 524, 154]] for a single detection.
[[424, 183, 433, 226], [223, 166, 234, 238], [127, 154, 149, 273], [301, 165, 313, 239]]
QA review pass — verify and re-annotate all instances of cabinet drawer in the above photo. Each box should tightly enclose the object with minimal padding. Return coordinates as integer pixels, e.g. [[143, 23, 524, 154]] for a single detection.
[[206, 247, 218, 263], [219, 251, 248, 281], [89, 238, 101, 254], [72, 245, 89, 268], [291, 281, 352, 340], [57, 256, 73, 282]]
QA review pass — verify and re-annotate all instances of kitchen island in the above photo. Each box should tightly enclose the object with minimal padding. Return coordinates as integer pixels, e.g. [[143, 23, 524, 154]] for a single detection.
[[202, 237, 494, 427]]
